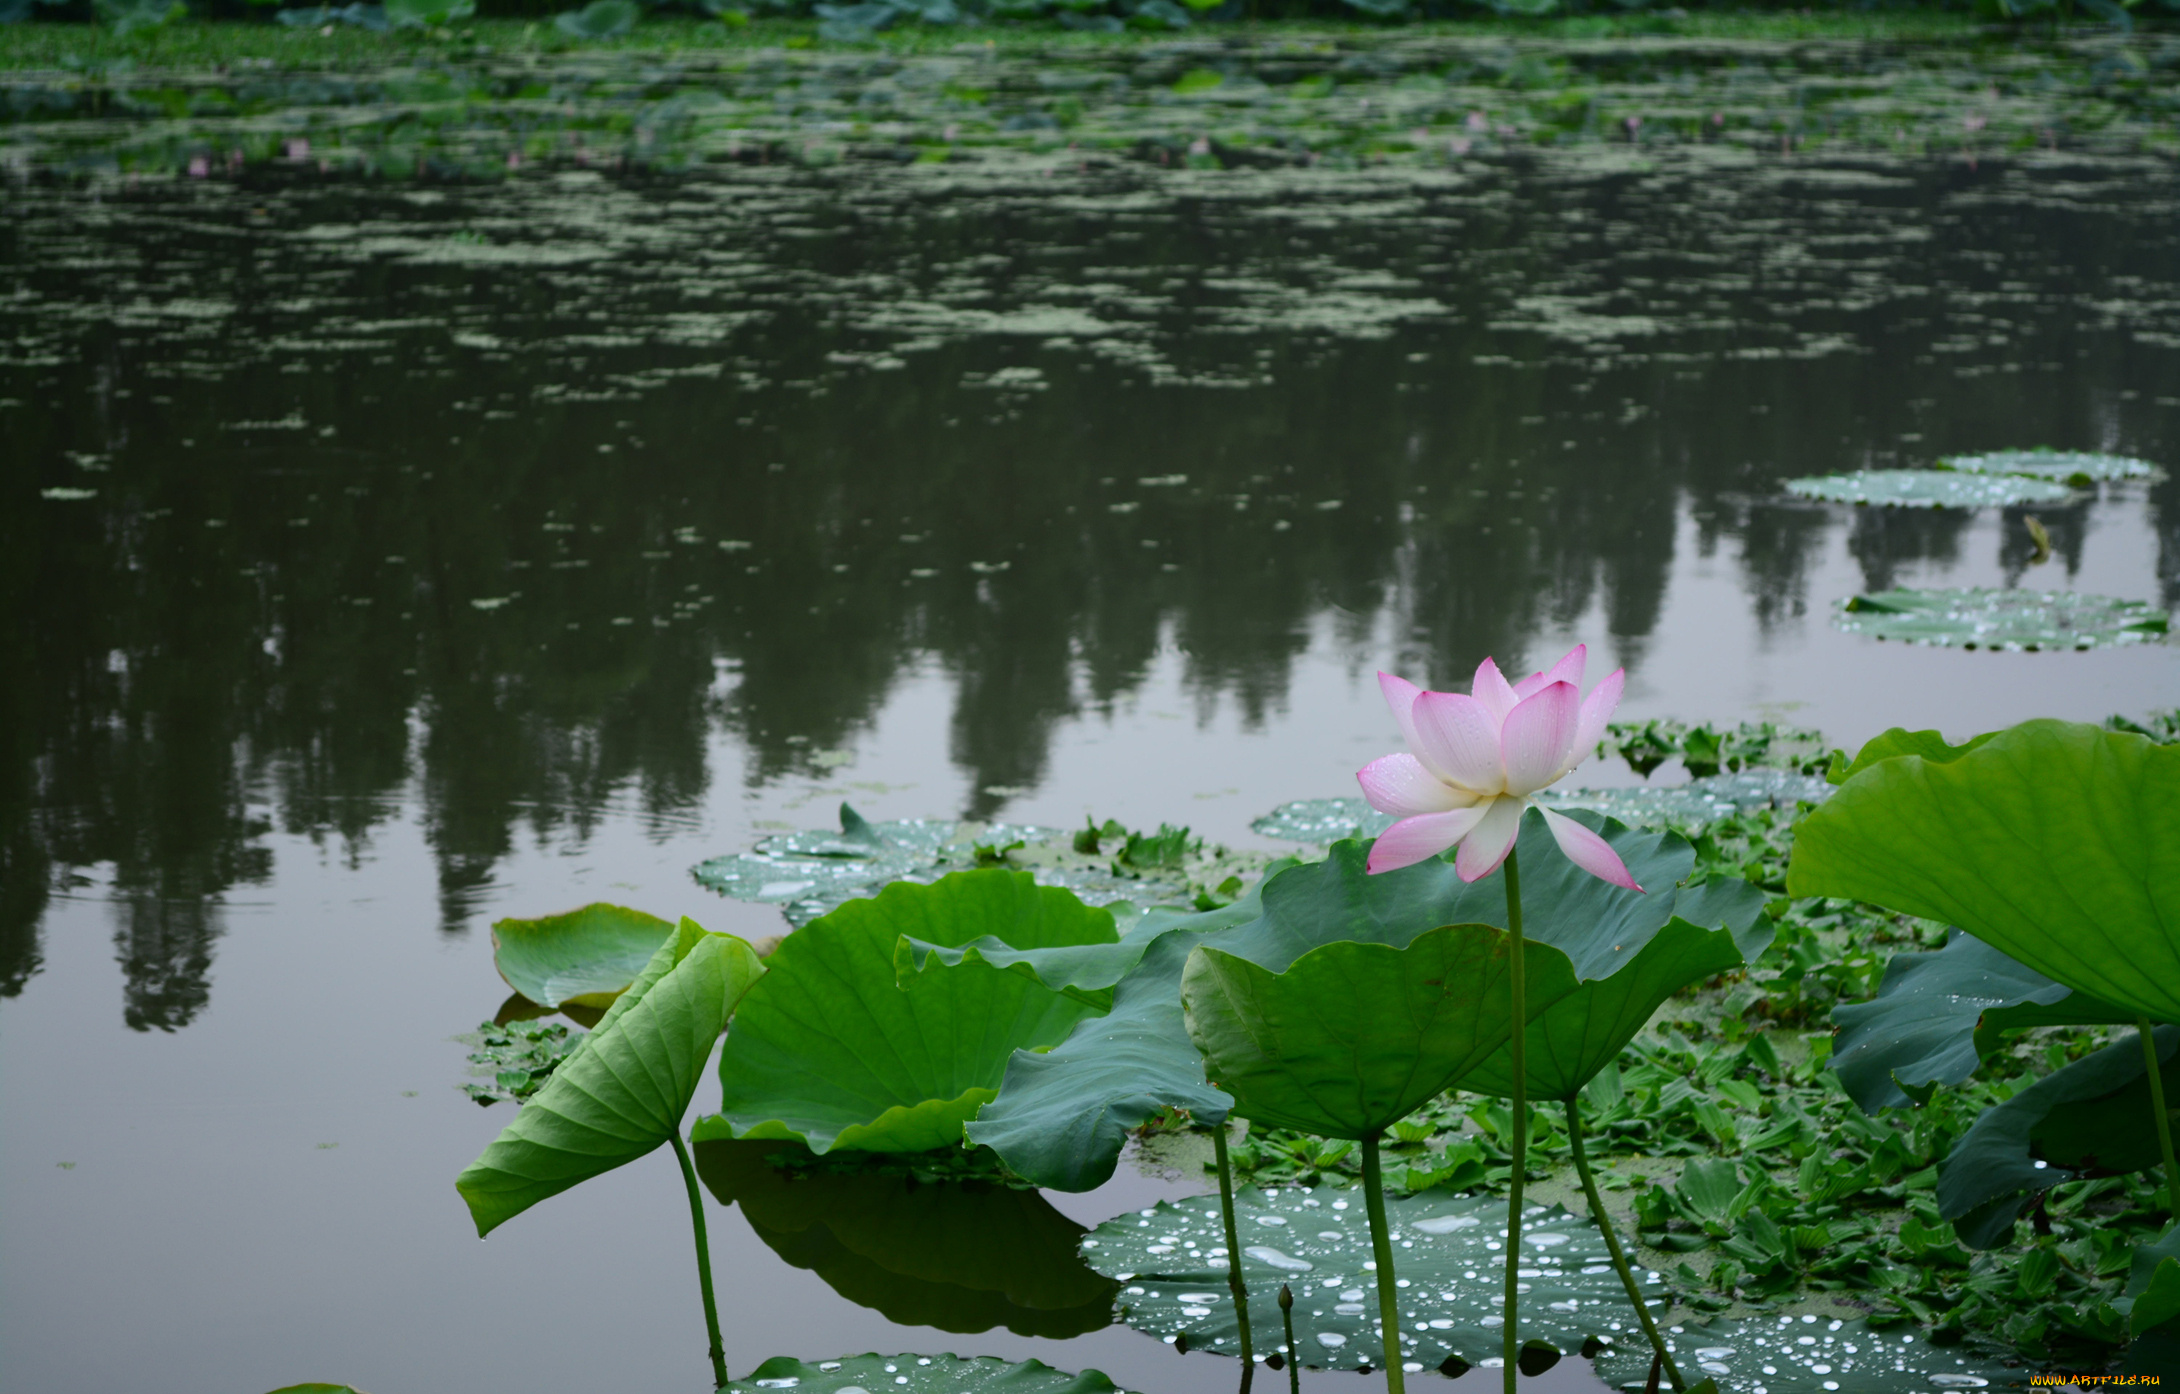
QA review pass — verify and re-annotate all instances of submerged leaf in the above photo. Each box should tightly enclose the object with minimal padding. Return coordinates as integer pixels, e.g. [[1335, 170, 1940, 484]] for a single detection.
[[726, 1354, 1124, 1394], [1788, 720, 2180, 1021], [1784, 468, 2074, 509], [1830, 931, 2135, 1114], [1938, 1026, 2180, 1248], [455, 921, 765, 1237], [1085, 1184, 1663, 1371], [490, 902, 675, 1009], [696, 1140, 1117, 1337], [1940, 448, 2157, 484], [693, 870, 1115, 1155], [1833, 587, 2168, 651], [553, 0, 638, 36]]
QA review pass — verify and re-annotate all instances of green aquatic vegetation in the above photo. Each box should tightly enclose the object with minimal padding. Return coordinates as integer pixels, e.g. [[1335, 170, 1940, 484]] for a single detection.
[[1784, 469, 2076, 510], [1833, 588, 2170, 651], [694, 803, 1259, 927], [457, 918, 766, 1386], [489, 900, 674, 1009], [1938, 1025, 2180, 1248], [723, 1354, 1128, 1394], [1939, 448, 2159, 486], [696, 1139, 1119, 1337], [457, 1015, 582, 1104], [1595, 720, 1830, 781], [692, 869, 1117, 1154], [1083, 1183, 1665, 1375]]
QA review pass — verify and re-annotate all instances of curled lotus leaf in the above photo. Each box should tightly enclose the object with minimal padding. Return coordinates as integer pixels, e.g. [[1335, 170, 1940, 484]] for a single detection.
[[456, 920, 766, 1237], [1084, 1184, 1664, 1373], [489, 901, 675, 1009], [1831, 930, 2135, 1114], [1833, 587, 2168, 651], [726, 1354, 1129, 1394], [1784, 469, 2074, 509], [1940, 448, 2157, 484], [693, 870, 1116, 1155], [1592, 1313, 2028, 1392]]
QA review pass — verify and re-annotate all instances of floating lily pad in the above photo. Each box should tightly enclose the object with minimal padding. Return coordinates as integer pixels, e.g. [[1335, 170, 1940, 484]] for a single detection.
[[693, 804, 1257, 928], [1940, 449, 2157, 484], [1084, 1185, 1663, 1372], [1783, 470, 2074, 509], [697, 1140, 1117, 1338], [1833, 588, 2168, 651], [1251, 773, 1828, 847], [490, 902, 675, 1009], [726, 1354, 1129, 1394], [1592, 1314, 2028, 1392]]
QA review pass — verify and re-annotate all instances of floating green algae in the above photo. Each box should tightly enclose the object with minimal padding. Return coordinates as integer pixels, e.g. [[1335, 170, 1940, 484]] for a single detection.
[[1834, 588, 2170, 651]]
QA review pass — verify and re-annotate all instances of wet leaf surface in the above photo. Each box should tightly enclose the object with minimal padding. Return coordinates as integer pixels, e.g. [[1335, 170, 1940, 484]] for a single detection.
[[1590, 1313, 2029, 1392], [1784, 470, 2075, 510], [725, 1352, 1132, 1394], [1833, 588, 2169, 650], [1084, 1183, 1661, 1372], [1939, 449, 2158, 484]]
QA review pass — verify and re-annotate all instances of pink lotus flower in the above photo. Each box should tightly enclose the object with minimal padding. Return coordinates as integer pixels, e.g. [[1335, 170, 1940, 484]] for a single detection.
[[1357, 644, 1640, 890]]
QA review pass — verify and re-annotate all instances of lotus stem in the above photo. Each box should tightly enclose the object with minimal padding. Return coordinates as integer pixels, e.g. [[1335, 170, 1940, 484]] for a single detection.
[[2138, 1019, 2180, 1223], [1278, 1284, 1300, 1394], [1360, 1132, 1407, 1394], [1502, 847, 1525, 1394], [670, 1132, 729, 1388], [1213, 1126, 1257, 1392], [1565, 1095, 1683, 1391]]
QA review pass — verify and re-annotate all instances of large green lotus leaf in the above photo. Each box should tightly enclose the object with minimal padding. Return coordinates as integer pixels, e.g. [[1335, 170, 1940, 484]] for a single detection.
[[1592, 1314, 2029, 1392], [1182, 925, 1581, 1139], [1938, 1025, 2180, 1249], [726, 1354, 1126, 1394], [1084, 1185, 1664, 1372], [1831, 930, 2137, 1114], [490, 902, 675, 1009], [456, 922, 766, 1237], [969, 813, 1718, 1192], [1787, 720, 2180, 1021], [1940, 448, 2157, 483], [1833, 587, 2168, 651], [1784, 468, 2074, 508], [1458, 917, 1760, 1103], [696, 1140, 1116, 1338], [692, 870, 1116, 1155], [1823, 726, 1996, 786]]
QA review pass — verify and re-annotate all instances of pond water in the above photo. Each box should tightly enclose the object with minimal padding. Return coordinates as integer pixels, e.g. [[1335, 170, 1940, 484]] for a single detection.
[[4, 78, 2179, 1393]]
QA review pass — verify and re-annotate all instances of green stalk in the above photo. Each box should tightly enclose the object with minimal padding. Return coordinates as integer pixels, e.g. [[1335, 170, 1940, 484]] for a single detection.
[[1213, 1126, 1257, 1392], [1565, 1096, 1683, 1390], [2138, 1018, 2180, 1223], [670, 1132, 729, 1388], [1502, 847, 1525, 1394], [1278, 1285, 1300, 1394], [1360, 1133, 1407, 1394]]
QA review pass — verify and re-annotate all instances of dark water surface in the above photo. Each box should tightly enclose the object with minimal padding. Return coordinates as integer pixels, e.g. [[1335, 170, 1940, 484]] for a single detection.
[[4, 141, 2179, 1393]]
